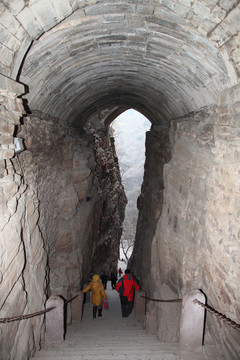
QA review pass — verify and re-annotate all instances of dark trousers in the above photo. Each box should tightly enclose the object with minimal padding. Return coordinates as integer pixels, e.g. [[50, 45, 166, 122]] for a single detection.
[[120, 295, 133, 317], [93, 305, 103, 318]]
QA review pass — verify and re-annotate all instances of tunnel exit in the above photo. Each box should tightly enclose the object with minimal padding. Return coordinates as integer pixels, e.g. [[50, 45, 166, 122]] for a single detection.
[[110, 109, 151, 271]]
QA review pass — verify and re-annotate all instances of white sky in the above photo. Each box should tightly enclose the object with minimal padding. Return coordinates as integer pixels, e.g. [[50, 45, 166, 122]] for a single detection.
[[111, 109, 151, 195], [112, 109, 151, 267]]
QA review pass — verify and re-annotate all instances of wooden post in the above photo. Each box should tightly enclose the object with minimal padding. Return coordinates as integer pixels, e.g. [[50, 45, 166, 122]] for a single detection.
[[180, 289, 206, 350], [45, 296, 64, 342]]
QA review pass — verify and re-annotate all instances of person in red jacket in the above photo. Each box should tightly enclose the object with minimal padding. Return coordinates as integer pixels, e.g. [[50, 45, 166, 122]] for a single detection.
[[115, 268, 140, 317], [118, 267, 123, 278]]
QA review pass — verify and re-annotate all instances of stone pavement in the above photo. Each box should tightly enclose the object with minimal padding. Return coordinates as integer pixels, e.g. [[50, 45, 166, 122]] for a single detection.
[[32, 285, 222, 360]]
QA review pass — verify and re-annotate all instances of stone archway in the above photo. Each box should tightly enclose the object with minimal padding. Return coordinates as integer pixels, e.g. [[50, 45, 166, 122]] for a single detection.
[[0, 1, 240, 359]]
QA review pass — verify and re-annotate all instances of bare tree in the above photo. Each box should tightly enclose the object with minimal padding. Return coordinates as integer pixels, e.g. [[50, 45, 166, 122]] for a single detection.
[[120, 210, 138, 263]]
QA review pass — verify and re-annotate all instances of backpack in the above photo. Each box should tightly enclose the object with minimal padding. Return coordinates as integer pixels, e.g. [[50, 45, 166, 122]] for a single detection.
[[118, 278, 124, 294]]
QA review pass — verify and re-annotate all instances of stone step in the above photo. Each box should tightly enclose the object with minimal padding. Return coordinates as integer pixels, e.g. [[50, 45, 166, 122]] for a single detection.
[[42, 343, 179, 349], [31, 290, 221, 360], [34, 348, 178, 356], [34, 354, 177, 360], [33, 350, 221, 360], [33, 345, 219, 360], [62, 337, 178, 343], [179, 346, 225, 360]]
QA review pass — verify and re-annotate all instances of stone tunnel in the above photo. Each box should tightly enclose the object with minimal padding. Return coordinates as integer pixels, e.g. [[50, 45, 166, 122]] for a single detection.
[[0, 0, 240, 359]]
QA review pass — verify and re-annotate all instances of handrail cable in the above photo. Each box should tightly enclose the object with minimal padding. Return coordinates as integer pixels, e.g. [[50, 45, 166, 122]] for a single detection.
[[0, 294, 79, 323], [141, 294, 240, 331], [0, 306, 56, 323], [141, 295, 182, 303], [194, 299, 240, 332], [65, 294, 79, 304]]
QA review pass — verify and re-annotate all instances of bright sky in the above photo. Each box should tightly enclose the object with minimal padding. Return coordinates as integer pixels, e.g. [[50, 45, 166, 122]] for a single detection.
[[111, 109, 151, 268], [111, 108, 151, 196]]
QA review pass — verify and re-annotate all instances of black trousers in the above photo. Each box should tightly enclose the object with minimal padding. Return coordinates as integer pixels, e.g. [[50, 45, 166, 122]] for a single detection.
[[111, 280, 116, 289], [93, 305, 103, 318], [120, 295, 133, 317]]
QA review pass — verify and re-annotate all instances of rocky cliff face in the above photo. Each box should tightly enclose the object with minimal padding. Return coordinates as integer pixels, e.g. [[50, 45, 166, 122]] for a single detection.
[[15, 112, 98, 297], [85, 116, 127, 277], [0, 80, 48, 360], [0, 108, 126, 359], [16, 111, 126, 297], [132, 97, 240, 358]]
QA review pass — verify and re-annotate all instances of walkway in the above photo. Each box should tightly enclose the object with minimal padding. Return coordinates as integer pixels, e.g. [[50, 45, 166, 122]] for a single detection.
[[32, 285, 221, 360]]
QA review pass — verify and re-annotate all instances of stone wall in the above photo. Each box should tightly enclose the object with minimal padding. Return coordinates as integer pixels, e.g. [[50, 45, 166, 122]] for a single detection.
[[16, 111, 126, 298], [133, 91, 240, 358], [0, 75, 126, 359], [203, 84, 240, 359], [131, 126, 171, 288], [148, 105, 218, 343], [85, 116, 127, 276], [1, 1, 240, 358], [0, 78, 48, 359], [15, 112, 98, 298]]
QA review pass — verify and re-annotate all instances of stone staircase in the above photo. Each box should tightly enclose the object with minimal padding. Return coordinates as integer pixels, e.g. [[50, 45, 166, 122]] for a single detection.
[[32, 286, 222, 360]]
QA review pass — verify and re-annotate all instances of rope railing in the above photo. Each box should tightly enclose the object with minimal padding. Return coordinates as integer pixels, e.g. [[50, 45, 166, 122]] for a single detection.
[[0, 306, 56, 323], [141, 295, 182, 303], [0, 293, 80, 324], [194, 299, 240, 332], [65, 294, 79, 304], [141, 293, 240, 332]]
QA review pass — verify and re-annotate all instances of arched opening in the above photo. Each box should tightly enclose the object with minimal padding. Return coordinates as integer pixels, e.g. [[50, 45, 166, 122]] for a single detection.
[[110, 109, 151, 271], [0, 1, 240, 359]]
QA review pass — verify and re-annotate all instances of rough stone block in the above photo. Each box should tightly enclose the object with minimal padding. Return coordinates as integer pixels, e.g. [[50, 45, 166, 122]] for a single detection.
[[135, 289, 146, 322], [71, 0, 98, 10], [192, 1, 210, 18], [30, 0, 59, 32], [50, 0, 73, 20], [172, 3, 189, 17], [0, 149, 14, 160], [103, 14, 125, 23], [85, 3, 135, 16], [45, 296, 64, 342], [16, 5, 44, 38], [0, 135, 13, 145], [0, 73, 24, 95], [71, 291, 84, 321], [1, 0, 24, 15], [180, 290, 206, 350], [0, 118, 15, 134], [0, 6, 22, 38]]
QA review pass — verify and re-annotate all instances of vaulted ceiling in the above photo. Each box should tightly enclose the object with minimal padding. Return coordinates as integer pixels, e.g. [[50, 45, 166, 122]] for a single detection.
[[1, 1, 239, 129]]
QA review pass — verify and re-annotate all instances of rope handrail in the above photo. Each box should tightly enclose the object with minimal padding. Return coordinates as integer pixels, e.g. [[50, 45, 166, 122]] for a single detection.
[[141, 295, 182, 303], [0, 306, 56, 323], [0, 293, 80, 323], [194, 299, 240, 332], [65, 294, 79, 304], [141, 295, 240, 331]]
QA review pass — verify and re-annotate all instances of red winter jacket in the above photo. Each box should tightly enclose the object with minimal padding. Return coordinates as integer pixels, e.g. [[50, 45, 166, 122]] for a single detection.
[[116, 274, 140, 301]]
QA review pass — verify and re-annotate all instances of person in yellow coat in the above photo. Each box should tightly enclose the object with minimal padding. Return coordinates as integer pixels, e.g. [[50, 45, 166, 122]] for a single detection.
[[82, 274, 107, 318]]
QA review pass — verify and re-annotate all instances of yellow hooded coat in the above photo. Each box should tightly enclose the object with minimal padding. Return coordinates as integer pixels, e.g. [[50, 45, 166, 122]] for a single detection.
[[82, 274, 107, 306]]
